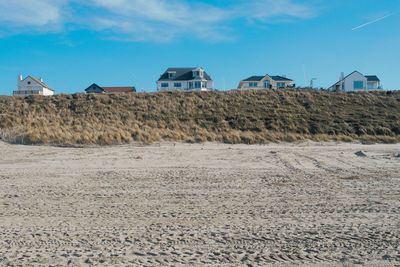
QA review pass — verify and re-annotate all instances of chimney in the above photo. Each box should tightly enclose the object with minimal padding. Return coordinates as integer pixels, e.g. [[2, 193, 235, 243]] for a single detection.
[[282, 75, 286, 78], [340, 72, 344, 81], [18, 74, 23, 81], [40, 78, 43, 82]]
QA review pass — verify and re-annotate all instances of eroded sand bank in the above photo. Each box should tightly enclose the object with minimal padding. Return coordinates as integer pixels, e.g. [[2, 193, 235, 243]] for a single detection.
[[0, 141, 399, 266]]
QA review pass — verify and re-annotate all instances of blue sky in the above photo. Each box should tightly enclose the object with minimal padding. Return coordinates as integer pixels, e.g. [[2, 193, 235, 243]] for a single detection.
[[0, 0, 399, 94]]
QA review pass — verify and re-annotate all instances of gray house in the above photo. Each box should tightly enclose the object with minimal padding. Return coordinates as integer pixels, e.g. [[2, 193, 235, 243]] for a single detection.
[[157, 67, 214, 91]]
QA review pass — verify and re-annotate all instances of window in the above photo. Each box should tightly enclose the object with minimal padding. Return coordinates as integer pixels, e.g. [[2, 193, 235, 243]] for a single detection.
[[194, 81, 201, 88], [161, 83, 169, 88], [174, 83, 181, 88], [249, 82, 258, 87], [168, 73, 175, 79], [264, 80, 270, 88], [367, 83, 374, 90], [27, 81, 31, 85], [354, 81, 364, 89]]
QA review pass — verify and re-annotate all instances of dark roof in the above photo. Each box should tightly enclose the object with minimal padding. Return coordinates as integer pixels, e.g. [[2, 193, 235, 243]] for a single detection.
[[27, 76, 54, 91], [103, 87, 136, 93], [241, 75, 293, 82], [158, 68, 212, 81], [365, 75, 380, 82], [242, 76, 264, 82], [270, 75, 293, 82]]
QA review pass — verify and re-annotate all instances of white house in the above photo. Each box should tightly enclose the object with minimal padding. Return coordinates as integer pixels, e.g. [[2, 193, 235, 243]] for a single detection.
[[237, 74, 294, 90], [13, 75, 54, 96], [157, 67, 214, 91], [328, 71, 381, 92]]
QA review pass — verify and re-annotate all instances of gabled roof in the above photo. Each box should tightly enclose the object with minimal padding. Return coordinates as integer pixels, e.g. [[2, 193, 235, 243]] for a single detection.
[[328, 71, 380, 89], [241, 74, 293, 82], [365, 75, 380, 82], [85, 83, 103, 92], [242, 76, 265, 82], [103, 87, 136, 93], [158, 68, 212, 81], [270, 75, 293, 82], [26, 76, 54, 91]]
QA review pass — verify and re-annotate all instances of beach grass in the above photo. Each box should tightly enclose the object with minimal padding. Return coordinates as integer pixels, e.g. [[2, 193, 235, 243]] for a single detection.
[[0, 89, 399, 146]]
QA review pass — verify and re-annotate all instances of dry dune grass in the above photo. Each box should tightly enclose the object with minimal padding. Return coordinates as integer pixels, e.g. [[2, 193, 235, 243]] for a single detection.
[[0, 89, 399, 146]]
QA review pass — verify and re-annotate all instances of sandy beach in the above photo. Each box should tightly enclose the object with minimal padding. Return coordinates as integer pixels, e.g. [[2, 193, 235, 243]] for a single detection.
[[0, 141, 399, 266]]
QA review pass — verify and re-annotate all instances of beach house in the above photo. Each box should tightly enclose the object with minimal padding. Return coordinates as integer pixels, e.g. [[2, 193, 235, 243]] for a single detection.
[[85, 83, 136, 94], [328, 71, 382, 92], [237, 74, 294, 90], [13, 75, 55, 96], [157, 67, 214, 91]]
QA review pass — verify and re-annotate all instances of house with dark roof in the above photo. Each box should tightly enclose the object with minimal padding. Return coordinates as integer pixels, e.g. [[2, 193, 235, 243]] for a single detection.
[[157, 67, 214, 91], [85, 83, 136, 94], [237, 74, 294, 90], [13, 75, 55, 96], [328, 71, 382, 92]]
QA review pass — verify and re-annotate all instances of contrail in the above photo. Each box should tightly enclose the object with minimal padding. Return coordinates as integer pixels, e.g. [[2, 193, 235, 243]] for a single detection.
[[352, 13, 394, 30]]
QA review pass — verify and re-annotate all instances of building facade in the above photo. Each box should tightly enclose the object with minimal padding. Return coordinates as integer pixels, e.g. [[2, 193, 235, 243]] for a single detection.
[[157, 67, 214, 91], [13, 75, 54, 96], [328, 71, 381, 92], [237, 74, 294, 90]]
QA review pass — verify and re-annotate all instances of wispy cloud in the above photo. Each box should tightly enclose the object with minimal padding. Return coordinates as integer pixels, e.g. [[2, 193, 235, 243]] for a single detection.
[[0, 0, 65, 26], [0, 0, 317, 41], [352, 13, 394, 31]]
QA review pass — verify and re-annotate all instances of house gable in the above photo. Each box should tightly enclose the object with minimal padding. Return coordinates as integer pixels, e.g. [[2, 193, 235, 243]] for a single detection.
[[85, 83, 104, 93], [20, 76, 53, 91]]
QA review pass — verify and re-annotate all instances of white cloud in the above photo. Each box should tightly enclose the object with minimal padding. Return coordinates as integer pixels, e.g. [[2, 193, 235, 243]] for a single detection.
[[0, 0, 316, 41], [240, 0, 315, 21], [0, 0, 65, 26]]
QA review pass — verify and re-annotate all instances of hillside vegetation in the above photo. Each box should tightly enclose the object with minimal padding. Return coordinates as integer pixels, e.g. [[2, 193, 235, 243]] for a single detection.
[[0, 89, 399, 146]]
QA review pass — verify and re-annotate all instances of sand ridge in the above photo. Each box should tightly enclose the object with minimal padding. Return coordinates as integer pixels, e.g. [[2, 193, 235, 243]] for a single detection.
[[0, 141, 399, 266]]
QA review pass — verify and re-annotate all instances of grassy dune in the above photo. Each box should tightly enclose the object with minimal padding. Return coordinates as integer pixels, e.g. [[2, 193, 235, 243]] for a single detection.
[[0, 89, 399, 146]]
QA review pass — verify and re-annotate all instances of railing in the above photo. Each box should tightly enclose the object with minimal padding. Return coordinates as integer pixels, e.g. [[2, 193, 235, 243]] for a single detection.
[[13, 90, 43, 96]]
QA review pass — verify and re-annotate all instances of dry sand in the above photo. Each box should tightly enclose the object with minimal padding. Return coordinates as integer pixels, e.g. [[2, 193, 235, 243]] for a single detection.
[[0, 141, 399, 266]]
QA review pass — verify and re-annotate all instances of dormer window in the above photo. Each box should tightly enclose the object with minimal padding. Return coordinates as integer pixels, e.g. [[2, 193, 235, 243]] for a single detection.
[[193, 70, 203, 78], [167, 71, 176, 79]]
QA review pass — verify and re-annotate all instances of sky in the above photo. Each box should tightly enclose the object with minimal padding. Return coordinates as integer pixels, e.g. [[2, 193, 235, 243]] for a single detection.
[[0, 0, 399, 94]]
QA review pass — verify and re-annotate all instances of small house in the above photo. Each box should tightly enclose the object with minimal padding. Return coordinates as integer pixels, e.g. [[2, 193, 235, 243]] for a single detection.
[[13, 75, 55, 96], [328, 71, 382, 92], [237, 74, 294, 90], [85, 83, 136, 94]]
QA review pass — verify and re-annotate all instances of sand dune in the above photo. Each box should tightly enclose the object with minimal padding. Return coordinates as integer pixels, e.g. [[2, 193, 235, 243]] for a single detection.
[[0, 141, 399, 266]]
